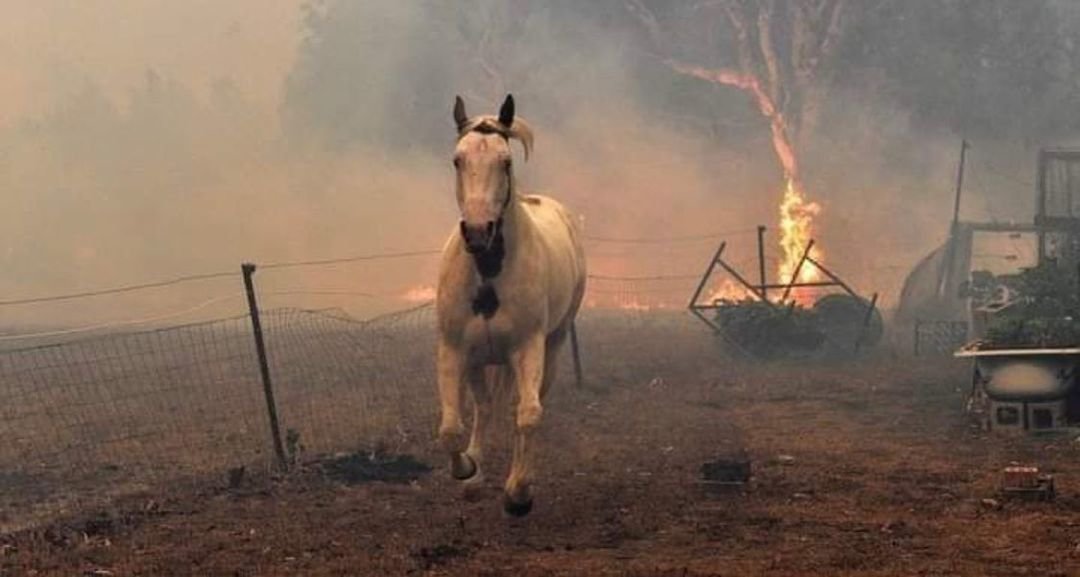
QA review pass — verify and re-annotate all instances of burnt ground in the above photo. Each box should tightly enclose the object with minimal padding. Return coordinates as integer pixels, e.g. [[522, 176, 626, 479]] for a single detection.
[[5, 327, 1080, 576]]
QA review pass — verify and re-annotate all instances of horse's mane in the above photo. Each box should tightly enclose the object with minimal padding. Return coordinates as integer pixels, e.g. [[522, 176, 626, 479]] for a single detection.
[[456, 115, 534, 161]]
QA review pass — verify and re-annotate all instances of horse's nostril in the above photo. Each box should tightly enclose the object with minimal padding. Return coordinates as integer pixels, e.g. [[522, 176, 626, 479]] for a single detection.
[[486, 221, 495, 235]]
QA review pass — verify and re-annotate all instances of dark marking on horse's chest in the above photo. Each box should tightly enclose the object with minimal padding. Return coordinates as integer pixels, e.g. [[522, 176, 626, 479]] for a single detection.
[[472, 284, 500, 318]]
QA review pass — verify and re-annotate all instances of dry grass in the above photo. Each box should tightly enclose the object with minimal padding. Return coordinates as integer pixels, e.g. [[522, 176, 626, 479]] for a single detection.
[[5, 310, 1080, 575]]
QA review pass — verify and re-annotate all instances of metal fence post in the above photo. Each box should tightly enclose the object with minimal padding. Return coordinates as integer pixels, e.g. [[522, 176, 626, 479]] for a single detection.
[[570, 321, 583, 388], [241, 262, 287, 470], [757, 225, 768, 300]]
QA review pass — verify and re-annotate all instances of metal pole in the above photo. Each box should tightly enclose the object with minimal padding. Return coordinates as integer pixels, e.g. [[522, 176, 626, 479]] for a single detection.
[[951, 140, 969, 230], [569, 321, 583, 389], [687, 242, 726, 309], [914, 320, 921, 356], [241, 262, 287, 470], [804, 255, 859, 298], [940, 139, 969, 298], [716, 258, 775, 307], [854, 292, 879, 355], [757, 225, 768, 300], [1037, 149, 1048, 263], [780, 239, 815, 303]]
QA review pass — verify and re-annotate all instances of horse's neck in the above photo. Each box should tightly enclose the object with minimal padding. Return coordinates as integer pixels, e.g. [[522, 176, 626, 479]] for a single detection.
[[464, 191, 534, 284], [500, 191, 534, 249]]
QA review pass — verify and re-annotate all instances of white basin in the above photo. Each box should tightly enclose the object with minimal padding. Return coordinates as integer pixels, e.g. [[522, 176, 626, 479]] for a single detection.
[[955, 347, 1080, 401]]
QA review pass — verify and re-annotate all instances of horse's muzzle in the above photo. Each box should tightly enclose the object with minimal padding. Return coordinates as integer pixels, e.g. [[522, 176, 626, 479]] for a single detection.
[[460, 220, 499, 254]]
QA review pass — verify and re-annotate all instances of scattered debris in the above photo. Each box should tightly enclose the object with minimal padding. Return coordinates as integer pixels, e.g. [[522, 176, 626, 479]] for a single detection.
[[980, 498, 1002, 510], [1001, 465, 1055, 501], [775, 454, 797, 465], [699, 455, 751, 494], [701, 457, 751, 484]]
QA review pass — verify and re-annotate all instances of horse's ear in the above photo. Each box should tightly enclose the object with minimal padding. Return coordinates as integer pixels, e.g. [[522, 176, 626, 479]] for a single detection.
[[498, 94, 515, 127], [453, 96, 468, 131]]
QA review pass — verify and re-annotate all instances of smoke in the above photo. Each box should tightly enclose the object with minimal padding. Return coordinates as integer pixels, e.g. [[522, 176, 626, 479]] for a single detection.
[[1, 1, 1078, 328]]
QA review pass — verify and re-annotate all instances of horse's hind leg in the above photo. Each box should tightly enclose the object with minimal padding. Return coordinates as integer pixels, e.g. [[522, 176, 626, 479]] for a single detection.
[[540, 326, 568, 399]]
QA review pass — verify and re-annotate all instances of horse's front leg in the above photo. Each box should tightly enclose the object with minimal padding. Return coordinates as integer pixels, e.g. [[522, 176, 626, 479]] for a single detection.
[[437, 339, 477, 480], [505, 332, 545, 516], [463, 365, 494, 484]]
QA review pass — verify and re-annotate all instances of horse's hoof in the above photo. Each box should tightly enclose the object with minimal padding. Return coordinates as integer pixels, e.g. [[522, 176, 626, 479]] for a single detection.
[[450, 454, 478, 481], [503, 494, 533, 517]]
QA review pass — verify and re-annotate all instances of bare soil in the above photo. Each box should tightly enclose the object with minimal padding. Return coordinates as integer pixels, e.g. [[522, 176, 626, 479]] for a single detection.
[[5, 325, 1080, 576]]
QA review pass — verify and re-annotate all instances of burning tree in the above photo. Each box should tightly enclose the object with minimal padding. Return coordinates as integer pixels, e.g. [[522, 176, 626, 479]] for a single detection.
[[625, 0, 857, 297]]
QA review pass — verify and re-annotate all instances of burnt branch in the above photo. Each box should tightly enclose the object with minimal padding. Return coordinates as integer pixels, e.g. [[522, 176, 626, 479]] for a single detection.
[[755, 0, 783, 108], [722, 0, 756, 75]]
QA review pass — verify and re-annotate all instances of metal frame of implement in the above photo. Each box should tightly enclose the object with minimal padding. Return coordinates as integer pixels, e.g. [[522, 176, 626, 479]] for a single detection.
[[687, 227, 879, 353]]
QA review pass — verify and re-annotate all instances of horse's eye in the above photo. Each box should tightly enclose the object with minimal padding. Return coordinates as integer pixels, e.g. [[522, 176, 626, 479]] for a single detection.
[[453, 157, 461, 169]]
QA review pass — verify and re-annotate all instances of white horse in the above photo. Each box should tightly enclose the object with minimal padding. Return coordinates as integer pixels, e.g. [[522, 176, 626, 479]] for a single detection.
[[435, 94, 586, 516]]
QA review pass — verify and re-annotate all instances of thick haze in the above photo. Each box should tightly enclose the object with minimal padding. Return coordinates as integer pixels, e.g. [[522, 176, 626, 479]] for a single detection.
[[2, 1, 1079, 328]]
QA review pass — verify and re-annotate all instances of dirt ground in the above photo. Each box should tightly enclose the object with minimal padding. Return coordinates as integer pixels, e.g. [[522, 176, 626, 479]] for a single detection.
[[5, 325, 1080, 576]]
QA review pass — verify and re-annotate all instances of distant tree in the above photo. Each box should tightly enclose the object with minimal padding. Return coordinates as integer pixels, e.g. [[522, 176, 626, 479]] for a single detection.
[[621, 1, 862, 283], [282, 0, 605, 154], [623, 0, 860, 167], [836, 0, 1080, 140]]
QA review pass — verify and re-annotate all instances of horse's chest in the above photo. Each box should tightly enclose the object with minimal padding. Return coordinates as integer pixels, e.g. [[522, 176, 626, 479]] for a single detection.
[[461, 311, 518, 363], [471, 284, 500, 318]]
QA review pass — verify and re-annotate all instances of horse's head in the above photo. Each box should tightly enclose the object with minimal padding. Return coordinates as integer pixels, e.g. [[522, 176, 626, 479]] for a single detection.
[[452, 94, 533, 254]]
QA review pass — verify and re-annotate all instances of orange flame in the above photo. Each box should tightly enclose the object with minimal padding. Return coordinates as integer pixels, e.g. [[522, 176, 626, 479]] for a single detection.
[[665, 60, 826, 305], [402, 285, 437, 303], [583, 291, 675, 311], [778, 177, 823, 294], [706, 279, 753, 304]]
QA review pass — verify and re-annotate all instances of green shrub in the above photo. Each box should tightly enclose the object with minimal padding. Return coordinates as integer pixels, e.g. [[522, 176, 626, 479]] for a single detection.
[[984, 317, 1080, 348], [982, 261, 1080, 348], [714, 300, 824, 358]]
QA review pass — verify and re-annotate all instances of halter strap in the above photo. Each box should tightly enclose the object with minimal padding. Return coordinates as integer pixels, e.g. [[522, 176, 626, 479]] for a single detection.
[[457, 117, 511, 140]]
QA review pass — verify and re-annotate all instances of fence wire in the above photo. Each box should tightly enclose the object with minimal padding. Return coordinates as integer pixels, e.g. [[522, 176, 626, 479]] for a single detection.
[[0, 231, 748, 533], [260, 305, 440, 461], [0, 315, 268, 531], [0, 295, 712, 533]]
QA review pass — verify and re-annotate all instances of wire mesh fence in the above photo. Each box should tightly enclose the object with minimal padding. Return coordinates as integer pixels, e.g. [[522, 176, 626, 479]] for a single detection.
[[0, 297, 712, 532], [0, 314, 269, 530], [0, 233, 767, 532], [913, 319, 970, 356], [260, 305, 440, 462]]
